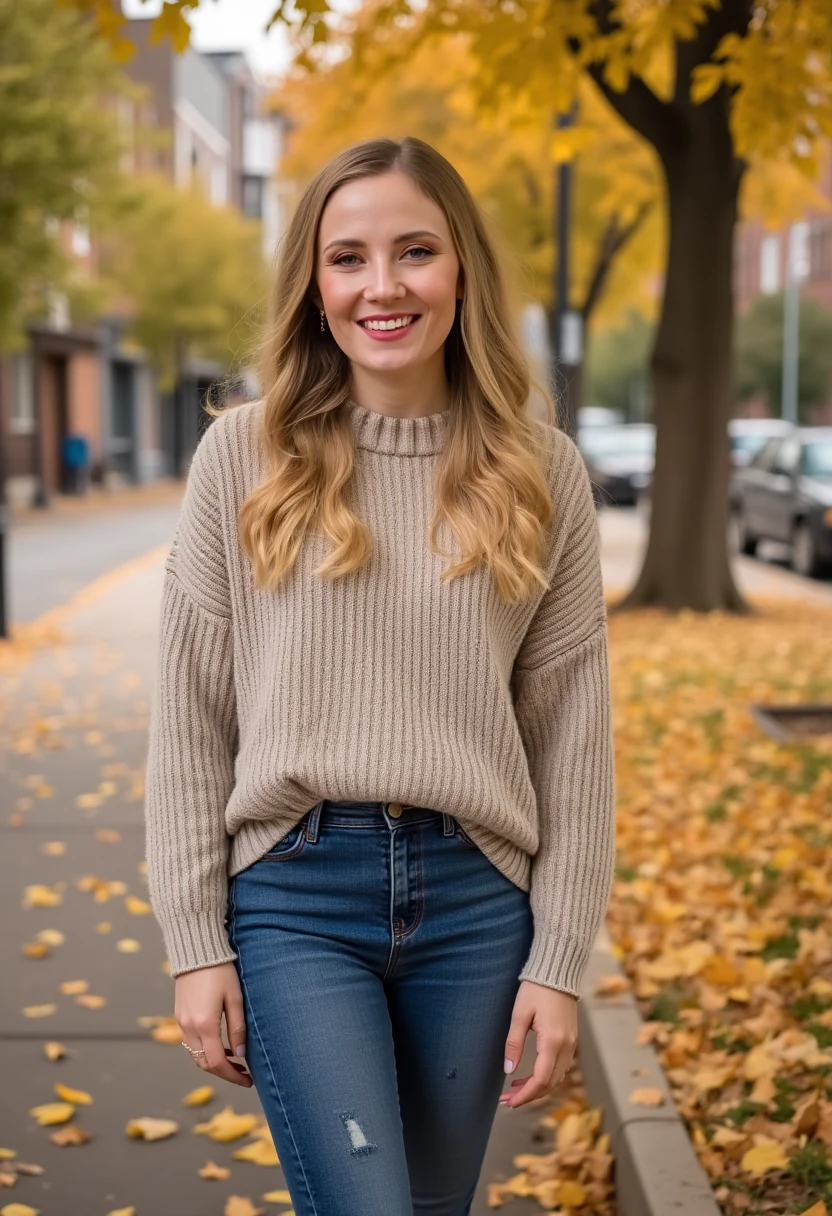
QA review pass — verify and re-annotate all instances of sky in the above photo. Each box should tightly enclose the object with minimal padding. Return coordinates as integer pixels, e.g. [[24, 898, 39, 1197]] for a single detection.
[[121, 0, 296, 83]]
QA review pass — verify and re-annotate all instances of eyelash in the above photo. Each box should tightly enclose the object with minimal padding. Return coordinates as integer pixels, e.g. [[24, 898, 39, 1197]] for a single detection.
[[331, 246, 434, 267]]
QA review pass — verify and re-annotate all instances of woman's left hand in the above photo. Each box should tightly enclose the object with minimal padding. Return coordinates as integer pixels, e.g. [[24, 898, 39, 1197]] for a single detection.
[[499, 981, 578, 1109]]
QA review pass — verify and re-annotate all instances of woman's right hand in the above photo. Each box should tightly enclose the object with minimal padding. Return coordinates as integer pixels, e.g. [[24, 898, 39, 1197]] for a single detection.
[[175, 962, 253, 1088]]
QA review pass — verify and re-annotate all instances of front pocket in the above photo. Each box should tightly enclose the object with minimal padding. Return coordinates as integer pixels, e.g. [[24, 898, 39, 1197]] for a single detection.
[[454, 820, 478, 849], [262, 820, 308, 862]]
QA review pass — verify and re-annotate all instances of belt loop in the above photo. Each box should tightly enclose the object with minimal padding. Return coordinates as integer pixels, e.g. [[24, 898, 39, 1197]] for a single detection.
[[442, 812, 455, 836], [306, 800, 324, 843]]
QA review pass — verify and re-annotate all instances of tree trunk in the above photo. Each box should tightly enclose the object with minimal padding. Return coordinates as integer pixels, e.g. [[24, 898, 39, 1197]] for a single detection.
[[615, 121, 749, 613]]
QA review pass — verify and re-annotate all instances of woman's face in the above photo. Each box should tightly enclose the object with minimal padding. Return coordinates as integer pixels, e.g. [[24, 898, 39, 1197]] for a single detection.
[[314, 170, 462, 383]]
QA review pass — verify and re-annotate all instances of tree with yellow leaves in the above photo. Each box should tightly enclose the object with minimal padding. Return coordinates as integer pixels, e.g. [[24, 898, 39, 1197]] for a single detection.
[[73, 0, 832, 612]]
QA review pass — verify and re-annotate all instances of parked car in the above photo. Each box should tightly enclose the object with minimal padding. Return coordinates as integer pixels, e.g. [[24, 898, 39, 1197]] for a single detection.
[[732, 427, 832, 578], [729, 417, 794, 467], [577, 423, 655, 507], [728, 418, 794, 511]]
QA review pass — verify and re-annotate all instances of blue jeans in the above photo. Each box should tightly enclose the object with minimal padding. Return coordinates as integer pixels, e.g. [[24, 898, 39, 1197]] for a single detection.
[[226, 799, 533, 1216]]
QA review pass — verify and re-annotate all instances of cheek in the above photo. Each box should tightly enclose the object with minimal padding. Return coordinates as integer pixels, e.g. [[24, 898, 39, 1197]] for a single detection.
[[318, 273, 354, 318], [419, 268, 460, 318]]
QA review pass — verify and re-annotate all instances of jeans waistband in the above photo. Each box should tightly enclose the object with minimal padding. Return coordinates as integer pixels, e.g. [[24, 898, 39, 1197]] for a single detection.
[[309, 800, 457, 838]]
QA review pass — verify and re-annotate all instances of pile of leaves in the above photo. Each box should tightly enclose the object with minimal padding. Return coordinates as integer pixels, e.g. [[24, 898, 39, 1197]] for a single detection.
[[486, 1070, 615, 1212], [606, 597, 832, 1216]]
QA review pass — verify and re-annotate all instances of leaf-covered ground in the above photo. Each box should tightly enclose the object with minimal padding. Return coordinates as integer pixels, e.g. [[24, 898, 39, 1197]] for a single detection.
[[606, 597, 832, 1216]]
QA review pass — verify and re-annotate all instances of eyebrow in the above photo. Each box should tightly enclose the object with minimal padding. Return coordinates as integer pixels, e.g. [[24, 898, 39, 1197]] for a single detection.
[[322, 230, 442, 253]]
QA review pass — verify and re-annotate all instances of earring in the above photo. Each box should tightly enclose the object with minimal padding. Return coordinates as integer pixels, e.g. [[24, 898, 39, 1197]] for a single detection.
[[320, 309, 327, 332]]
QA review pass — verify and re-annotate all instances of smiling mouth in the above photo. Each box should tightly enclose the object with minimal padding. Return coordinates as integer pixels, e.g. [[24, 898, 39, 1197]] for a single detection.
[[356, 315, 420, 334]]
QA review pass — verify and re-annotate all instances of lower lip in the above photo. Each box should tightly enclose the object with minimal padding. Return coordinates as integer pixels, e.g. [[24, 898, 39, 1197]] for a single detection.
[[356, 317, 421, 342]]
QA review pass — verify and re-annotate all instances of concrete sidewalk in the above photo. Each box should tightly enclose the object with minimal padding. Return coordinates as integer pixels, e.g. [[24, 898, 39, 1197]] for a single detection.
[[0, 551, 555, 1216]]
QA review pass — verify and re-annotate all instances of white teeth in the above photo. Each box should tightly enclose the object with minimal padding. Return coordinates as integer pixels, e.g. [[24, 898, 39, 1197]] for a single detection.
[[360, 316, 414, 331]]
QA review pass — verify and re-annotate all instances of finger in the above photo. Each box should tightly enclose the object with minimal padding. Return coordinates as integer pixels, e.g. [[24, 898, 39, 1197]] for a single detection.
[[224, 998, 247, 1060], [502, 1007, 532, 1078], [201, 1032, 253, 1088], [223, 1048, 251, 1077], [502, 1040, 559, 1107]]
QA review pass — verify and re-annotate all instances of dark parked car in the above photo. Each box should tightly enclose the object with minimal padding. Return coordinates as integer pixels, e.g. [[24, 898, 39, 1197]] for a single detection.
[[577, 423, 655, 507], [732, 427, 832, 578]]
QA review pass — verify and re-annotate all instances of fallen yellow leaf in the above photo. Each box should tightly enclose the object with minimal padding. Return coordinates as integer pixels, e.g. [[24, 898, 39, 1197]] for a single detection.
[[22, 885, 62, 908], [29, 1103, 75, 1126], [232, 1139, 280, 1166], [21, 1006, 56, 1019], [125, 896, 151, 915], [593, 974, 631, 996], [0, 1153, 16, 1162], [53, 1084, 92, 1106], [105, 1209, 136, 1216], [558, 1179, 587, 1207], [798, 1202, 829, 1216], [58, 980, 88, 996], [21, 943, 49, 959], [740, 1139, 789, 1176], [261, 1192, 292, 1204], [43, 1043, 67, 1061], [183, 1086, 215, 1107], [41, 842, 66, 856], [194, 1107, 260, 1143], [49, 1125, 91, 1146], [35, 930, 63, 946], [628, 1087, 665, 1106], [116, 939, 141, 953], [0, 1204, 41, 1216], [150, 1018, 181, 1044], [126, 1117, 179, 1141], [75, 994, 106, 1009], [225, 1198, 263, 1216], [198, 1160, 231, 1180]]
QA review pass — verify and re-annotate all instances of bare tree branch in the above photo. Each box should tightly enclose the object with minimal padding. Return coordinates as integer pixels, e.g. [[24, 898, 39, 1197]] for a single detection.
[[580, 200, 653, 321]]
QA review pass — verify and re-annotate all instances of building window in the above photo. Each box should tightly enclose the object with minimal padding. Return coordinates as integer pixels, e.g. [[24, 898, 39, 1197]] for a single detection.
[[808, 218, 832, 282], [11, 352, 36, 434], [243, 175, 263, 219], [759, 233, 780, 294]]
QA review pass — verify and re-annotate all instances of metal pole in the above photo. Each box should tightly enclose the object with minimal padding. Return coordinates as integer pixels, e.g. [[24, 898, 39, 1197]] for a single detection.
[[0, 358, 8, 638], [781, 225, 798, 425], [781, 222, 805, 426], [551, 104, 582, 440]]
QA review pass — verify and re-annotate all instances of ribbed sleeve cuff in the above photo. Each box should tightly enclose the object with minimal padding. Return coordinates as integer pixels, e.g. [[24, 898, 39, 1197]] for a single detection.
[[158, 908, 238, 979], [518, 930, 591, 1000]]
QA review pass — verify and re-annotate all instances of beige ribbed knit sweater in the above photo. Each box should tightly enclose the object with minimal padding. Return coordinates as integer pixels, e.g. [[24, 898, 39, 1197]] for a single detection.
[[144, 397, 615, 996]]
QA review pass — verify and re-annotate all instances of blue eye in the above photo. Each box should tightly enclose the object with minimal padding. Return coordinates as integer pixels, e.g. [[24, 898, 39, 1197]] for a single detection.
[[331, 246, 434, 266]]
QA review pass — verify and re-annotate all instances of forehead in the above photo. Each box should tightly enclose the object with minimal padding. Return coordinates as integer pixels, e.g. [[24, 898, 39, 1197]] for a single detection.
[[317, 171, 451, 246]]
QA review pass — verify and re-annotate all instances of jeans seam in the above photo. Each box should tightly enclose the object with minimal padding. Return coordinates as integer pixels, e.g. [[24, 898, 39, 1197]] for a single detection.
[[398, 826, 425, 941], [232, 889, 320, 1216]]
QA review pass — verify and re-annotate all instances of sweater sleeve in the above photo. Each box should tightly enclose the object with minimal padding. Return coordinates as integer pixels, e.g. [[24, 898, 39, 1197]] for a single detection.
[[511, 434, 616, 998], [144, 420, 240, 979]]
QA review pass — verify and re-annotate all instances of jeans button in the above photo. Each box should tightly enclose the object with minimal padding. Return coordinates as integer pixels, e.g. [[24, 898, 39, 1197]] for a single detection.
[[388, 802, 403, 818]]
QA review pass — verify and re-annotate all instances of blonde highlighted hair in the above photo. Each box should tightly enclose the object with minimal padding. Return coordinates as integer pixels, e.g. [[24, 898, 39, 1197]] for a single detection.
[[207, 136, 558, 603]]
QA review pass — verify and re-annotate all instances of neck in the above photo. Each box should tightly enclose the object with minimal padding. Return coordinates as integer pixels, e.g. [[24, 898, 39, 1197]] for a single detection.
[[349, 357, 451, 418]]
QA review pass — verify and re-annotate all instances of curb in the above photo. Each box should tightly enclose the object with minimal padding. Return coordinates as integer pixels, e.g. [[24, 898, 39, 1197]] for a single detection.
[[578, 925, 721, 1216]]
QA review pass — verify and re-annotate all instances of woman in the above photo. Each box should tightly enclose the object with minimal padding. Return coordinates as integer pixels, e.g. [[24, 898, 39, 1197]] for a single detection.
[[144, 136, 615, 1216]]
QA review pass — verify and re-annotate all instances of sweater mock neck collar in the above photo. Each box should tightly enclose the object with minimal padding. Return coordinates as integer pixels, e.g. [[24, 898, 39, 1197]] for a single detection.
[[345, 398, 449, 456]]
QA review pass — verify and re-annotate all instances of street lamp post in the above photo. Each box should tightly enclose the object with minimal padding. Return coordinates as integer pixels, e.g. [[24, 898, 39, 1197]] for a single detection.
[[781, 221, 809, 426], [550, 105, 583, 440]]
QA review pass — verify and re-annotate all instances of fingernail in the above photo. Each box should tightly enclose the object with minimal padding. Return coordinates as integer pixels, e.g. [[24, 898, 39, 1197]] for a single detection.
[[504, 1059, 514, 1073], [235, 1044, 246, 1057]]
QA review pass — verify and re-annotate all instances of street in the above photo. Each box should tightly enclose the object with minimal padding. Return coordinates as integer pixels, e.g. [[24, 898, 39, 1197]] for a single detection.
[[9, 491, 832, 626]]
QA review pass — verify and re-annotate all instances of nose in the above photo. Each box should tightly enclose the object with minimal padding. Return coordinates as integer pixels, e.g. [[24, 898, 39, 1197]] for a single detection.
[[364, 257, 405, 303]]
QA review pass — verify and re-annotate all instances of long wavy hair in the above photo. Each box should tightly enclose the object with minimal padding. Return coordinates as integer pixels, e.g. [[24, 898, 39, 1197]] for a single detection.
[[207, 136, 558, 603]]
